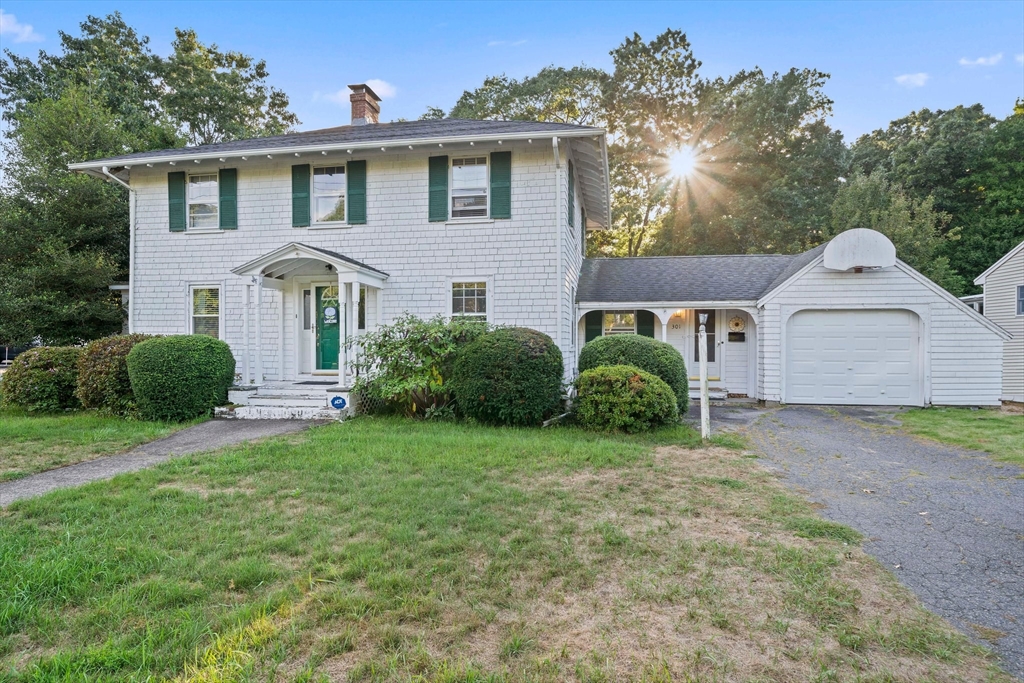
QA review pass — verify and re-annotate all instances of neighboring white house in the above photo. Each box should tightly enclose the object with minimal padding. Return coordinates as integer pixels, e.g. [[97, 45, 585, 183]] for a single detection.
[[69, 85, 1008, 416], [972, 240, 1024, 403]]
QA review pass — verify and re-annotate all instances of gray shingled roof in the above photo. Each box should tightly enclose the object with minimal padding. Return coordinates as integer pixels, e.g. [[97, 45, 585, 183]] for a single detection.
[[577, 247, 825, 303], [73, 119, 604, 166], [300, 244, 389, 277]]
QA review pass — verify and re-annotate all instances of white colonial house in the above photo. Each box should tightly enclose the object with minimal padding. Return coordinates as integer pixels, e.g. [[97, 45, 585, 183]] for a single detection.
[[971, 240, 1024, 404], [70, 84, 1009, 417]]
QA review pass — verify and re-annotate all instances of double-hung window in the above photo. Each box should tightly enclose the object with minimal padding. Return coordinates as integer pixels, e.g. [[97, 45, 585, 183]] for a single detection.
[[191, 286, 220, 338], [603, 312, 636, 335], [188, 174, 218, 228], [452, 281, 487, 321], [313, 166, 346, 223], [451, 157, 488, 218], [1017, 285, 1024, 316]]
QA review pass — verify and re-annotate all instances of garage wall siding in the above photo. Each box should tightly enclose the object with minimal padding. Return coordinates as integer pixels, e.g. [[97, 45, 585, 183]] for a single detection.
[[761, 261, 1003, 406], [981, 248, 1024, 402]]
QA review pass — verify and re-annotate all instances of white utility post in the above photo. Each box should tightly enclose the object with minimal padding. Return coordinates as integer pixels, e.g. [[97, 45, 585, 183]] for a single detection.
[[698, 313, 711, 440]]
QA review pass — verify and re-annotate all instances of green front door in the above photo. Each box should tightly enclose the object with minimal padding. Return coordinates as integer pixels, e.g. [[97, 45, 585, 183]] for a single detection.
[[316, 285, 341, 370]]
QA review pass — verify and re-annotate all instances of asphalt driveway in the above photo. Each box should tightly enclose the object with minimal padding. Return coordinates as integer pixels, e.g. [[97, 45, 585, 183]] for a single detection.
[[726, 405, 1024, 678]]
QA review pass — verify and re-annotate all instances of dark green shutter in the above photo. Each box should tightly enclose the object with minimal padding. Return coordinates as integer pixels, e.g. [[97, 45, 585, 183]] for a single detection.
[[292, 164, 310, 227], [490, 151, 511, 219], [428, 155, 448, 222], [168, 171, 186, 232], [567, 161, 575, 227], [584, 310, 603, 343], [218, 168, 237, 230], [637, 310, 655, 338], [347, 160, 367, 224]]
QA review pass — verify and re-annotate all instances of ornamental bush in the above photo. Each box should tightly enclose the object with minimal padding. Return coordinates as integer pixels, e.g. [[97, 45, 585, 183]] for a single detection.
[[574, 364, 678, 433], [450, 327, 563, 426], [0, 346, 83, 412], [127, 335, 235, 422], [353, 314, 489, 416], [578, 334, 689, 413], [76, 334, 154, 416]]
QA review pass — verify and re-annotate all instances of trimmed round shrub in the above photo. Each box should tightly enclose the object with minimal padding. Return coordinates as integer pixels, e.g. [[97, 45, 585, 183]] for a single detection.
[[574, 364, 678, 433], [76, 334, 154, 415], [127, 335, 236, 422], [0, 346, 83, 412], [450, 327, 563, 426], [578, 334, 689, 413]]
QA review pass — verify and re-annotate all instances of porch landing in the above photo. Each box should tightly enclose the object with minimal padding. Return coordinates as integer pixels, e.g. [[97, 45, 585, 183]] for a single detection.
[[218, 381, 353, 420]]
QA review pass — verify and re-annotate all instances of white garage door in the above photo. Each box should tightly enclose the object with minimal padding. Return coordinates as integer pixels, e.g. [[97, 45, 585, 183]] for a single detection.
[[786, 309, 922, 406]]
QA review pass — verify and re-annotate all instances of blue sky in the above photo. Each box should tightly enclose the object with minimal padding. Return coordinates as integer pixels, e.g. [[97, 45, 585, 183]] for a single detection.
[[2, 1, 1022, 141]]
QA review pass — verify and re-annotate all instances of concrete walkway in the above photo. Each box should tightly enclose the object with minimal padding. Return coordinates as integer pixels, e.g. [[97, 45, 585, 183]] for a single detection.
[[0, 419, 314, 506]]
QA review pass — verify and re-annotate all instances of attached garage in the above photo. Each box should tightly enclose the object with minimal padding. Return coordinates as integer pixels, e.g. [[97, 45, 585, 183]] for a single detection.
[[785, 309, 922, 406]]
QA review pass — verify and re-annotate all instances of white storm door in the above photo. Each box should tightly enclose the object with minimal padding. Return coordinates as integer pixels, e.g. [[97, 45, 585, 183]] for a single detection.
[[786, 309, 921, 406]]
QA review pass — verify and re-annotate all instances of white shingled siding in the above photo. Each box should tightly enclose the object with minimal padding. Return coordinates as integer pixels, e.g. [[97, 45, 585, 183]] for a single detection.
[[562, 148, 586, 377], [760, 260, 1004, 406], [130, 143, 569, 382], [981, 247, 1024, 402]]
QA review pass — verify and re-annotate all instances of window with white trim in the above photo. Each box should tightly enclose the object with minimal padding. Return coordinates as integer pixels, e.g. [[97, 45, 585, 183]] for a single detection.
[[187, 174, 218, 228], [452, 281, 487, 321], [191, 286, 220, 338], [1017, 285, 1024, 316], [603, 312, 635, 335], [313, 166, 346, 223], [451, 157, 487, 218]]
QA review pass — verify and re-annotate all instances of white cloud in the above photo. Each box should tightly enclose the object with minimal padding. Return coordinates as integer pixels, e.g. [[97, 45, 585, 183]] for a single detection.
[[487, 39, 527, 47], [364, 79, 396, 99], [0, 10, 43, 43], [894, 72, 929, 88], [1016, 54, 1024, 65], [959, 53, 1003, 66]]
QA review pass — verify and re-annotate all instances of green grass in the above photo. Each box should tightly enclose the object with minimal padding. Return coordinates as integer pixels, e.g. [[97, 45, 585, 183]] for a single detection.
[[0, 416, 1009, 682], [898, 407, 1024, 466], [0, 408, 194, 481]]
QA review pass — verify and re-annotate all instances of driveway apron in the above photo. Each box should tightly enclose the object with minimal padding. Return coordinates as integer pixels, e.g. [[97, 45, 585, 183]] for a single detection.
[[745, 406, 1024, 679]]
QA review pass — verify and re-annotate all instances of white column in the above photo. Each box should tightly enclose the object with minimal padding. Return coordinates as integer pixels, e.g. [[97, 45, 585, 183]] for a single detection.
[[346, 282, 357, 384], [375, 285, 384, 330], [254, 276, 264, 385], [337, 272, 346, 381], [279, 290, 286, 381], [242, 283, 251, 385]]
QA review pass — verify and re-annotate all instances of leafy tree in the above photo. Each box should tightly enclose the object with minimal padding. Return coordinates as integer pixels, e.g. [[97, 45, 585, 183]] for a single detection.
[[825, 171, 964, 293], [949, 104, 1024, 284], [419, 106, 447, 120], [450, 66, 606, 126], [652, 68, 847, 256], [161, 28, 298, 146]]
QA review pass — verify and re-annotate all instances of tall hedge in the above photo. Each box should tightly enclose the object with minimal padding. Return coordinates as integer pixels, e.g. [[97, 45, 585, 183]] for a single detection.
[[0, 347, 83, 412], [578, 334, 689, 412], [450, 327, 563, 426], [127, 335, 236, 422], [76, 334, 153, 415], [574, 364, 678, 433]]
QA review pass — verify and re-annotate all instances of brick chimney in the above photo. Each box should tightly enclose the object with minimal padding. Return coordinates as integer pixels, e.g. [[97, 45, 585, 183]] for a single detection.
[[349, 84, 381, 125]]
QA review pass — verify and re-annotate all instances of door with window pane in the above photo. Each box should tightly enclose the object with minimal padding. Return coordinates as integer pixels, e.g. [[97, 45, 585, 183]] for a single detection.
[[315, 286, 341, 371]]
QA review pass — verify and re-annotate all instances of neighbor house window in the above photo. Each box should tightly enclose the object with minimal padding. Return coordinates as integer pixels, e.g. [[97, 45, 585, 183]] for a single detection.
[[1017, 285, 1024, 315], [191, 286, 220, 338], [452, 281, 487, 321], [451, 157, 487, 218], [187, 174, 218, 228], [313, 166, 346, 223], [604, 312, 636, 335]]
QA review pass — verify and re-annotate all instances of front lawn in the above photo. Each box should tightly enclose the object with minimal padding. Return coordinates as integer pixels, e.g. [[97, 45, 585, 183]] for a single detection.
[[898, 407, 1024, 467], [0, 417, 1010, 682], [0, 408, 191, 482]]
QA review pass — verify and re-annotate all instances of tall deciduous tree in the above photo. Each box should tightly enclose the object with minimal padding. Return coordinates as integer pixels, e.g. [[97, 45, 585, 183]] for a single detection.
[[825, 171, 963, 293], [450, 66, 607, 126]]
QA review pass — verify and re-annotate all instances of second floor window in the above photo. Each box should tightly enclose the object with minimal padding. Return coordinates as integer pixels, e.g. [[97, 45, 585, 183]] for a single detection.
[[188, 174, 218, 228], [451, 157, 487, 218], [1017, 285, 1024, 315], [313, 166, 346, 223]]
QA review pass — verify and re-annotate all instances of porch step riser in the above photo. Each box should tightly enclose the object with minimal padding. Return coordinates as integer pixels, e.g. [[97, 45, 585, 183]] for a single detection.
[[216, 406, 344, 421], [246, 397, 331, 408]]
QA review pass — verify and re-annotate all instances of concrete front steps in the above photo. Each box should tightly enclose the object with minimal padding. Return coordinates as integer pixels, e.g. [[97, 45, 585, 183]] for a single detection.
[[217, 382, 353, 420], [689, 386, 728, 401]]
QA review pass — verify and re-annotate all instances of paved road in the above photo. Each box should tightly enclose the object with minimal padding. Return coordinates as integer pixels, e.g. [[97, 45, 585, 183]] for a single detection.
[[727, 405, 1024, 679], [0, 419, 314, 506]]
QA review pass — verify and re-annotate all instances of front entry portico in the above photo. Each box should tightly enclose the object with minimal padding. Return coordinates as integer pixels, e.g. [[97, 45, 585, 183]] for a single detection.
[[232, 243, 388, 386]]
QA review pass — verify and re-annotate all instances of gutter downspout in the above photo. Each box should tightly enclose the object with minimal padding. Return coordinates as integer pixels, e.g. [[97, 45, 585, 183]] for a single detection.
[[553, 137, 563, 353], [102, 166, 135, 333]]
